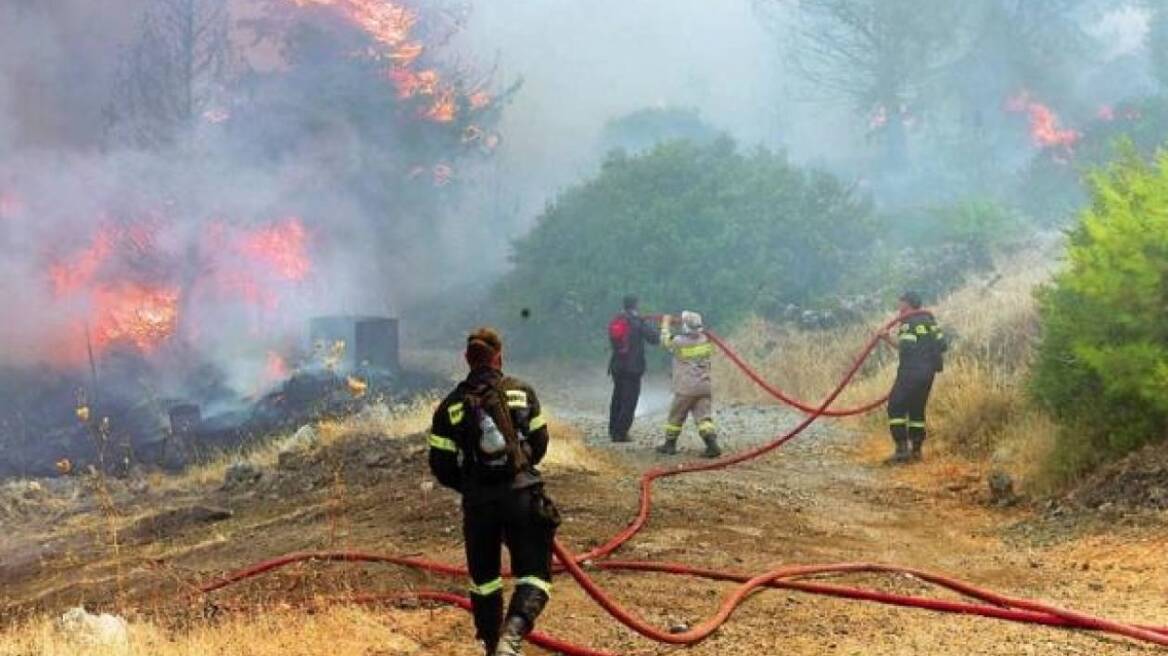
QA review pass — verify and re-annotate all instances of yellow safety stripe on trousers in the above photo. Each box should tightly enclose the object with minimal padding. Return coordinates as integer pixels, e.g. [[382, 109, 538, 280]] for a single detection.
[[888, 417, 908, 426], [664, 423, 683, 435], [506, 389, 529, 409], [428, 433, 458, 452], [529, 413, 547, 432], [697, 418, 716, 431], [677, 343, 715, 360], [448, 402, 465, 425], [907, 421, 927, 429], [468, 578, 503, 596], [517, 576, 552, 595]]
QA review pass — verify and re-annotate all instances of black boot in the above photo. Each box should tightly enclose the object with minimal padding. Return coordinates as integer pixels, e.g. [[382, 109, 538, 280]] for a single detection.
[[471, 592, 503, 655], [883, 439, 910, 466], [494, 616, 527, 656], [701, 433, 722, 458], [909, 435, 924, 462], [656, 437, 678, 455]]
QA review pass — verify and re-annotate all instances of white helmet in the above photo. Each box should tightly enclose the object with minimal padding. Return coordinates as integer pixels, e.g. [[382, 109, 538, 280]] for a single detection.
[[681, 310, 704, 333]]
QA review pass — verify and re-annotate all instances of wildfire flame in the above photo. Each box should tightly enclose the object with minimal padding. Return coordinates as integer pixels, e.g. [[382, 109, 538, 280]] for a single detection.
[[91, 283, 181, 353], [238, 218, 311, 282], [1006, 91, 1080, 150], [287, 0, 491, 125]]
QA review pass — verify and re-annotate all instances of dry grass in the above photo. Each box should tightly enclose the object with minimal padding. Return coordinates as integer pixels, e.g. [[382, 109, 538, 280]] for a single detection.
[[713, 246, 1064, 492], [0, 604, 461, 656]]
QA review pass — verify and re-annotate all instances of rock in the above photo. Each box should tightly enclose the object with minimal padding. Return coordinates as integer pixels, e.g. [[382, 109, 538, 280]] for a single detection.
[[57, 607, 129, 647], [126, 505, 233, 542], [988, 470, 1018, 506], [223, 461, 262, 491]]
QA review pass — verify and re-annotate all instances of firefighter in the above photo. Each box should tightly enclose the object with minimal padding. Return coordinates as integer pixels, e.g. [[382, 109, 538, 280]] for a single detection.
[[886, 292, 947, 464], [607, 294, 660, 442], [428, 328, 560, 656], [657, 311, 721, 458]]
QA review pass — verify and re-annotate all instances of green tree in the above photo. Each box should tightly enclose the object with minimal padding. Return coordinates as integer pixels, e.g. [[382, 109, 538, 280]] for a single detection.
[[1032, 149, 1168, 476], [492, 138, 875, 358]]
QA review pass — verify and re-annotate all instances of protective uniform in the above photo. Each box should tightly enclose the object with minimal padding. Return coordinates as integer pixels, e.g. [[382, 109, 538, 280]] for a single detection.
[[658, 311, 721, 458], [608, 307, 660, 441], [429, 365, 558, 655], [887, 311, 946, 463]]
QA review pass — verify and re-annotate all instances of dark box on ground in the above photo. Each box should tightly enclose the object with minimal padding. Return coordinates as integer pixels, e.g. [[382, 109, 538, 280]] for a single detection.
[[309, 316, 400, 372]]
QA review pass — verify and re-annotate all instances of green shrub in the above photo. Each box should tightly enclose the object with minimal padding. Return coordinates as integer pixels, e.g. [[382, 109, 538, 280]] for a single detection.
[[1032, 149, 1168, 478], [491, 137, 876, 358]]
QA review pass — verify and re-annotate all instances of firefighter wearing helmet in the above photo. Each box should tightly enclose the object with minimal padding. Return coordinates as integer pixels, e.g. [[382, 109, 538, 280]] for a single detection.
[[428, 328, 561, 656], [657, 310, 722, 458], [886, 292, 947, 464]]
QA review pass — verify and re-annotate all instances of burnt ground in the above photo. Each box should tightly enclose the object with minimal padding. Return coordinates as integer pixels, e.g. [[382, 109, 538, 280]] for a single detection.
[[1, 368, 1167, 655]]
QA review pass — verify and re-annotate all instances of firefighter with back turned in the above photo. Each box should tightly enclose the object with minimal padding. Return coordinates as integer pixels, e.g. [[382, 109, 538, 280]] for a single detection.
[[886, 291, 947, 465], [427, 328, 560, 656]]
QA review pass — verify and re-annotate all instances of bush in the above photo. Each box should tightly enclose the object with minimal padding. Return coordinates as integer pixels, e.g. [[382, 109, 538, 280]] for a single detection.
[[1032, 149, 1168, 478], [491, 137, 876, 358]]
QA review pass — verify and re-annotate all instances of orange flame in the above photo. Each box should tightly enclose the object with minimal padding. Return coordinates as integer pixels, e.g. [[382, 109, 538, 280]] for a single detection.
[[238, 218, 311, 281], [49, 228, 115, 296], [91, 283, 181, 353], [286, 0, 488, 124], [266, 350, 290, 381], [1006, 91, 1080, 150]]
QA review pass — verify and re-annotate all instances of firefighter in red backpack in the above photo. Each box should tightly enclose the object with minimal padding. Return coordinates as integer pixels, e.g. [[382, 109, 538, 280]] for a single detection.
[[607, 294, 660, 442]]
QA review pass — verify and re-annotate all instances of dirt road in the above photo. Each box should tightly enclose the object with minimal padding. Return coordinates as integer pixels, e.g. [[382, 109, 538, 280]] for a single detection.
[[2, 369, 1166, 655]]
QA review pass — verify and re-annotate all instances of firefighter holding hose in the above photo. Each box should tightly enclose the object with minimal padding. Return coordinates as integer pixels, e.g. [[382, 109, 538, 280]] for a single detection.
[[428, 328, 561, 656], [657, 311, 722, 458], [886, 292, 947, 464]]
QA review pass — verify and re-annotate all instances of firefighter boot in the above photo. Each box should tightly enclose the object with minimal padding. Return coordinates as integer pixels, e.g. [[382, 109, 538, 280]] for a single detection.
[[701, 433, 722, 458], [494, 616, 526, 656], [883, 439, 910, 466], [656, 437, 678, 455], [909, 434, 925, 462]]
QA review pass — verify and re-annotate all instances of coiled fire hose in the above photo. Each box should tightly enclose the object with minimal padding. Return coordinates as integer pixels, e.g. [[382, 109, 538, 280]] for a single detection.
[[199, 311, 1168, 652]]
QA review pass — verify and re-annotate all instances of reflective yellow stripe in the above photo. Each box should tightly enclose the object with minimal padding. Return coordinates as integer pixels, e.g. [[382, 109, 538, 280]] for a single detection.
[[529, 413, 547, 432], [469, 578, 503, 596], [448, 402, 465, 425], [915, 324, 929, 335], [664, 423, 683, 435], [899, 333, 918, 343], [888, 418, 908, 426], [429, 433, 457, 452], [907, 421, 926, 429], [505, 390, 529, 409], [698, 419, 715, 430], [677, 343, 715, 360], [517, 576, 552, 594]]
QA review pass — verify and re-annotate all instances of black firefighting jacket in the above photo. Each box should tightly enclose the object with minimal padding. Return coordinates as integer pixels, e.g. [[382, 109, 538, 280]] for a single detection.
[[428, 367, 549, 507], [896, 312, 947, 376]]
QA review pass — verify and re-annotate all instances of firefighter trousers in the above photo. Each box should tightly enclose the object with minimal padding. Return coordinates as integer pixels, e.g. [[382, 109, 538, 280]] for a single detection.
[[664, 393, 715, 439], [463, 486, 556, 649], [887, 371, 935, 448]]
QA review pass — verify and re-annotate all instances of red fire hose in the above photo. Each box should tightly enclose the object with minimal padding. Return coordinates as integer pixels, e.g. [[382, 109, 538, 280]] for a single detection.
[[198, 311, 1168, 651]]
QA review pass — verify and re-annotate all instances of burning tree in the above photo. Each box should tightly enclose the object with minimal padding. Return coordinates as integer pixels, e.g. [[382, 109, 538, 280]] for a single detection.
[[755, 0, 968, 167], [105, 0, 234, 148]]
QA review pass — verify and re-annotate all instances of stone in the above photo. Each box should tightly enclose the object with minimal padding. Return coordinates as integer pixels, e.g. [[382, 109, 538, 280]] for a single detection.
[[57, 607, 129, 647], [223, 461, 262, 491]]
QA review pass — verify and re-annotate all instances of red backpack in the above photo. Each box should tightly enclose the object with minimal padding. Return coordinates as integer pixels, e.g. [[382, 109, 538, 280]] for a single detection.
[[608, 313, 631, 354]]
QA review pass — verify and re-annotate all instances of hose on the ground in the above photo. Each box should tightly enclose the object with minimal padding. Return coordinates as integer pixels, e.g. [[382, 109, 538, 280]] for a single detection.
[[198, 310, 1168, 651]]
